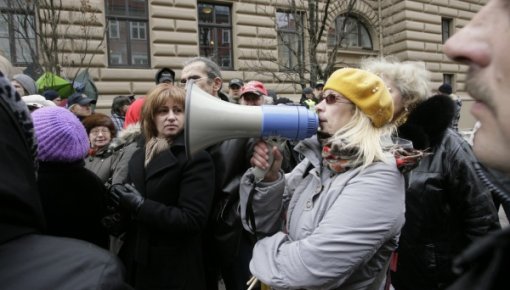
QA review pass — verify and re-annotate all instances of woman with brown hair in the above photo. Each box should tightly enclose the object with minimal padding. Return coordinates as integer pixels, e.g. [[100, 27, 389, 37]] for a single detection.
[[110, 84, 215, 289]]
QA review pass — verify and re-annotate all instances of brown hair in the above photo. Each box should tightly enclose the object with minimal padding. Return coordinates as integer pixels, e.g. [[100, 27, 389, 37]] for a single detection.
[[82, 113, 117, 136], [141, 84, 186, 142]]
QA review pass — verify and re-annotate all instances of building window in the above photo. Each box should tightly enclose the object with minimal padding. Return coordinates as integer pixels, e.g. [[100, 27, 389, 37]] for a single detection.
[[442, 18, 452, 43], [443, 73, 454, 85], [130, 21, 146, 40], [0, 2, 36, 65], [327, 15, 372, 49], [198, 3, 233, 69], [105, 0, 149, 67], [109, 20, 120, 38], [276, 11, 304, 71]]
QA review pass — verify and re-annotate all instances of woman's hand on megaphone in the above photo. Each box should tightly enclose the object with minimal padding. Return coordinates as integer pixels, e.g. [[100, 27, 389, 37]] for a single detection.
[[251, 139, 282, 182]]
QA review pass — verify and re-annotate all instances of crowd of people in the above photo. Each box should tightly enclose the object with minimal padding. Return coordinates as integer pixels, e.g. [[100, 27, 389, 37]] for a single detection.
[[1, 1, 510, 288]]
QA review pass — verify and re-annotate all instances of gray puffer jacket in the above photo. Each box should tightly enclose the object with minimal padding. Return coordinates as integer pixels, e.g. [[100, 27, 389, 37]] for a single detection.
[[239, 137, 405, 290]]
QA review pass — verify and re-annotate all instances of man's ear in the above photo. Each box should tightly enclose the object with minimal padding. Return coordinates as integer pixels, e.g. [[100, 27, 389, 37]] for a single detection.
[[212, 77, 223, 94]]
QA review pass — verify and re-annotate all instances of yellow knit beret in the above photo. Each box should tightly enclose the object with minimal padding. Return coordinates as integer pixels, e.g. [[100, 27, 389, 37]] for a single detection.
[[323, 68, 394, 128]]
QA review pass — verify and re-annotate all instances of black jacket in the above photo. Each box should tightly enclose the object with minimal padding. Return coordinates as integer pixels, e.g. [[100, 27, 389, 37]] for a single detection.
[[0, 73, 130, 290], [37, 160, 109, 248], [391, 95, 500, 290], [120, 133, 215, 290]]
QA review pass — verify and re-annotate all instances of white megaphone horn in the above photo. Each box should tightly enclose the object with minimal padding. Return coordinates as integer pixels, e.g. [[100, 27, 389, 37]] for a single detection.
[[184, 82, 318, 161]]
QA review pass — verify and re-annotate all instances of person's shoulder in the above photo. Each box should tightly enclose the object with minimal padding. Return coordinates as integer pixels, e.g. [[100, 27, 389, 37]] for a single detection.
[[348, 161, 404, 187], [0, 234, 129, 290]]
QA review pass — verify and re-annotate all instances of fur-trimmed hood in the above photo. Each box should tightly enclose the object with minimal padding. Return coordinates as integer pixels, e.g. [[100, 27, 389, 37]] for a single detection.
[[109, 122, 141, 151], [398, 94, 455, 150]]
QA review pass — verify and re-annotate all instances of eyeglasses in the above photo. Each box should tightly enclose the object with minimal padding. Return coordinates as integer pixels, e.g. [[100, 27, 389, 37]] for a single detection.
[[90, 128, 110, 136], [179, 75, 209, 87], [324, 94, 353, 105]]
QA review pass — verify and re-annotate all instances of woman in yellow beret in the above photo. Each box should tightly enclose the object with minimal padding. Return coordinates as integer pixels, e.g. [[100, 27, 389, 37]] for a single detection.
[[239, 68, 406, 290]]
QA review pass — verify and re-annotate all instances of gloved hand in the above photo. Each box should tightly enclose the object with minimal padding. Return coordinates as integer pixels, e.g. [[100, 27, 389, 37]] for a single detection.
[[110, 183, 144, 216]]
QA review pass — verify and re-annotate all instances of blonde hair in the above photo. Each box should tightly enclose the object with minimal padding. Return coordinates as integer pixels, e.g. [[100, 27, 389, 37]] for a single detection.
[[361, 56, 431, 114], [328, 106, 396, 168], [141, 84, 186, 142]]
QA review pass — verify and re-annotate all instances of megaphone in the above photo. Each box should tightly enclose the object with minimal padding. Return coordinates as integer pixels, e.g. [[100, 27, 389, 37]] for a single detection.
[[184, 82, 318, 159]]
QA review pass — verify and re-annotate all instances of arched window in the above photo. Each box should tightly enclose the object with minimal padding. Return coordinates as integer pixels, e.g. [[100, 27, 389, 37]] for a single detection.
[[328, 15, 372, 50]]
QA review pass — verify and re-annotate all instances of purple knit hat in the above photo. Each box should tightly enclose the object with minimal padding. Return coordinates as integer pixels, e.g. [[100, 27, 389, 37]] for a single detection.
[[32, 106, 89, 162]]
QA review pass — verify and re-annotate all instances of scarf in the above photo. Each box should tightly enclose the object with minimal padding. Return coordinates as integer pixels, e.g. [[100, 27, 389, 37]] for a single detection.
[[321, 140, 362, 173], [390, 145, 429, 174], [144, 137, 171, 167]]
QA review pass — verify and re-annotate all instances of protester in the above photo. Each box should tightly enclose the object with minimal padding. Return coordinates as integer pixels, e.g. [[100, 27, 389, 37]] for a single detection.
[[437, 83, 462, 131], [110, 97, 145, 186], [112, 84, 214, 289], [239, 68, 404, 290], [42, 89, 63, 106], [67, 92, 96, 120], [228, 78, 244, 103], [180, 57, 230, 101], [22, 94, 56, 112], [239, 81, 266, 106], [314, 80, 325, 101], [111, 95, 132, 133], [155, 67, 175, 85], [32, 106, 109, 249], [83, 113, 120, 185], [362, 57, 501, 290], [300, 87, 318, 111], [0, 72, 129, 289], [443, 0, 510, 288], [11, 73, 37, 97], [180, 56, 253, 290]]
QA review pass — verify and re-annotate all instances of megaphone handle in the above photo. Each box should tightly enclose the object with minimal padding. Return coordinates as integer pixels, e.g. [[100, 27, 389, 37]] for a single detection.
[[252, 141, 274, 183], [252, 137, 283, 183]]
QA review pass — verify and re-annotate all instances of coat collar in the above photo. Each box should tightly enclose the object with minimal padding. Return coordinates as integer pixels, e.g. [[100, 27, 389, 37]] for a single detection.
[[294, 136, 322, 169], [132, 133, 185, 182]]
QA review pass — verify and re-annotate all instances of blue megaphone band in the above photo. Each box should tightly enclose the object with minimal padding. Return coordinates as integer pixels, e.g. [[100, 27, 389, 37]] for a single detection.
[[260, 106, 318, 140]]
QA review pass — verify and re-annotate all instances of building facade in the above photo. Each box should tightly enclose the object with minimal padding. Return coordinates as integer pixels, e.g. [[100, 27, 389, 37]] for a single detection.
[[0, 0, 486, 129]]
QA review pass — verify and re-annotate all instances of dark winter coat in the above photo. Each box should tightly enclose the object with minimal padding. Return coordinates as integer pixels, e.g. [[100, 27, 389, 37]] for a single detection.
[[391, 95, 500, 290], [37, 160, 109, 249], [119, 133, 215, 290], [0, 73, 130, 290]]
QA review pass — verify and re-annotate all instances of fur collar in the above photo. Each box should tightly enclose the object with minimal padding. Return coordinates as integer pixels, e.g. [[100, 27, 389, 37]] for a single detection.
[[108, 122, 141, 151], [398, 94, 455, 150]]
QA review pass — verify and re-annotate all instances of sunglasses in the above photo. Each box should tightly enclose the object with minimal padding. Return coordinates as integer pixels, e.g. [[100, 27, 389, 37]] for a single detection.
[[324, 94, 353, 105]]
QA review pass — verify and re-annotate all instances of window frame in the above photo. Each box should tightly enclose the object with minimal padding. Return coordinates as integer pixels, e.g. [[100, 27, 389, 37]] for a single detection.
[[197, 2, 233, 70], [275, 10, 305, 72], [0, 1, 37, 65], [108, 20, 120, 39], [105, 0, 150, 68], [328, 14, 373, 50]]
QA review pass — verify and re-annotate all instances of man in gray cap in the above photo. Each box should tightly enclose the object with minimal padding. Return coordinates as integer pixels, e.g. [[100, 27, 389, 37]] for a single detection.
[[228, 78, 244, 103], [12, 74, 37, 97], [67, 92, 96, 120]]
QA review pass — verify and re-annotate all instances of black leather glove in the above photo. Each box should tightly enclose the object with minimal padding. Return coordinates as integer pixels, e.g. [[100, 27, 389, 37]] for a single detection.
[[110, 183, 144, 217]]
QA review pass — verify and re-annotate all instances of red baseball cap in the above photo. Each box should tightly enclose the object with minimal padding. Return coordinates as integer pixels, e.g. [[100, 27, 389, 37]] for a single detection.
[[240, 81, 268, 97]]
